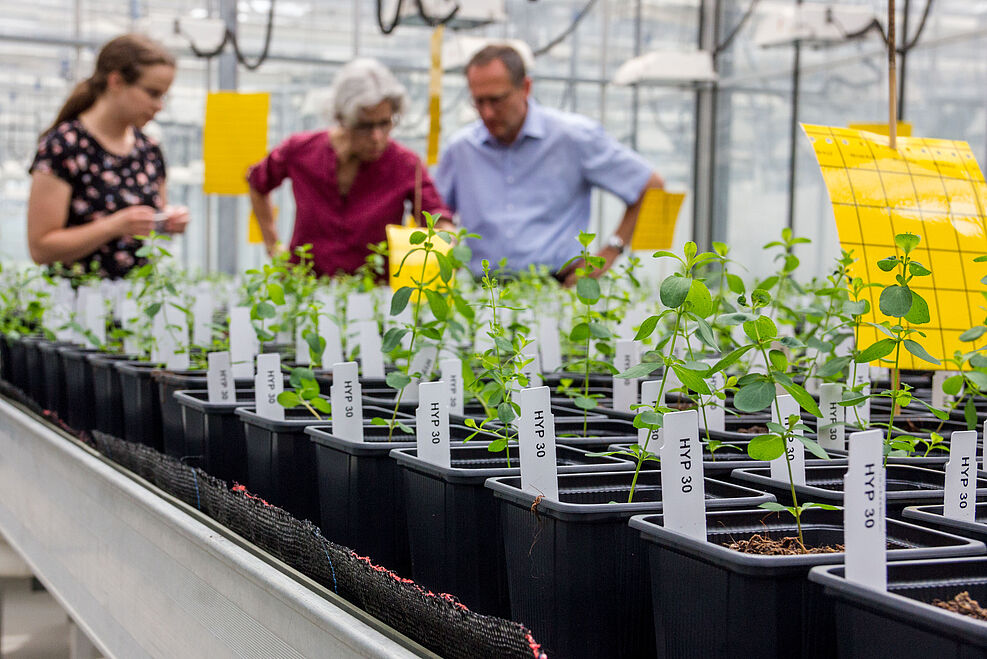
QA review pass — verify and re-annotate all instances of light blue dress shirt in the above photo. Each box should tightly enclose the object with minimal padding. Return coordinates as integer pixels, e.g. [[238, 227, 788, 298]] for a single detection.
[[435, 99, 654, 274]]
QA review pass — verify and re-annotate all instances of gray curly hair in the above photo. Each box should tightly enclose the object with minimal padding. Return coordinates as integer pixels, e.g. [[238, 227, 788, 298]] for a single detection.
[[331, 58, 407, 128]]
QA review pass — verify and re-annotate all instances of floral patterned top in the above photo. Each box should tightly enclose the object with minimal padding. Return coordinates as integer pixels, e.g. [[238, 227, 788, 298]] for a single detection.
[[29, 119, 167, 279]]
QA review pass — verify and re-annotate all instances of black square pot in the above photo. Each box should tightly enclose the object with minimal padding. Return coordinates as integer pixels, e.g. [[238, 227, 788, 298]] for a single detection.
[[631, 507, 985, 658], [174, 389, 255, 483], [391, 443, 632, 617], [810, 557, 987, 657], [731, 464, 987, 518], [88, 352, 135, 437], [114, 360, 164, 451], [485, 470, 774, 659], [902, 502, 987, 544], [21, 335, 46, 406], [60, 345, 103, 433], [38, 339, 76, 417]]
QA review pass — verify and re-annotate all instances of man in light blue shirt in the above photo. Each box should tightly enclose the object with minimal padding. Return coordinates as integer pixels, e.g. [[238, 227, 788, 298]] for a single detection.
[[435, 44, 664, 281]]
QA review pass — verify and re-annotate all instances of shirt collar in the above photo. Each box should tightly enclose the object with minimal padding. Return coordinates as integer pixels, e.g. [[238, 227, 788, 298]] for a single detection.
[[472, 98, 546, 147]]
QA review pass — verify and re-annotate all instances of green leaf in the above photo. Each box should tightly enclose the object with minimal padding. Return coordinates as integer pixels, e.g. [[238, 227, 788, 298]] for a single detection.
[[574, 396, 598, 410], [798, 435, 830, 460], [782, 382, 823, 418], [277, 391, 301, 408], [908, 261, 932, 277], [903, 339, 940, 365], [844, 299, 870, 316], [942, 374, 964, 396], [305, 333, 325, 360], [965, 397, 978, 431], [967, 371, 987, 391], [425, 288, 448, 321], [660, 275, 692, 308], [255, 301, 276, 319], [768, 349, 788, 372], [726, 273, 745, 294], [409, 231, 427, 245], [960, 326, 987, 342], [311, 397, 332, 414], [747, 434, 785, 461], [289, 367, 315, 388], [487, 438, 508, 453], [895, 233, 920, 254], [880, 285, 913, 318], [904, 291, 931, 324], [435, 251, 453, 283], [735, 381, 776, 413], [756, 315, 778, 341], [672, 365, 711, 395], [497, 402, 516, 425], [855, 338, 896, 363], [386, 371, 412, 390], [576, 276, 601, 304], [634, 315, 660, 341], [381, 327, 407, 353], [390, 287, 413, 316], [694, 316, 719, 350], [268, 282, 285, 305], [146, 301, 162, 318], [971, 353, 987, 369], [817, 356, 851, 378], [570, 322, 590, 342], [589, 322, 611, 339], [759, 501, 793, 513], [877, 257, 898, 272], [636, 410, 663, 427], [802, 503, 842, 511], [685, 279, 713, 318]]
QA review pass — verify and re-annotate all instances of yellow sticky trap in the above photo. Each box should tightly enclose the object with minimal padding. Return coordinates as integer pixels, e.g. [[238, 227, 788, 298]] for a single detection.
[[848, 122, 913, 137], [248, 206, 277, 244], [386, 224, 453, 295], [803, 124, 987, 369], [426, 26, 444, 167], [203, 92, 270, 194], [631, 189, 686, 251]]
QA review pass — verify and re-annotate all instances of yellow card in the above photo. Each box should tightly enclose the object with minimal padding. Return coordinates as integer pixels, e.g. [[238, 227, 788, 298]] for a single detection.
[[386, 224, 452, 296], [426, 26, 444, 167], [248, 207, 277, 244], [203, 92, 269, 195], [803, 124, 987, 369], [848, 122, 913, 137], [631, 189, 686, 251]]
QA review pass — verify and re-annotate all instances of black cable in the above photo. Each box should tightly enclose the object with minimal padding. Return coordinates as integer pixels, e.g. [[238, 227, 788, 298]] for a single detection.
[[377, 0, 404, 35], [714, 0, 761, 56], [228, 0, 277, 71], [531, 0, 599, 57], [414, 0, 460, 27], [901, 0, 934, 51]]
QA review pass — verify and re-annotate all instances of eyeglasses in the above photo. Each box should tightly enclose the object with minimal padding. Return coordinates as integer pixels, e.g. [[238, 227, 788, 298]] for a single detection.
[[471, 90, 514, 110], [351, 117, 395, 135]]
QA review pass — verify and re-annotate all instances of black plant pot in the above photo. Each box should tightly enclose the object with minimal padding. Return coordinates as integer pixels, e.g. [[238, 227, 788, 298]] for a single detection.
[[607, 439, 847, 475], [60, 345, 104, 432], [236, 403, 403, 529], [810, 557, 987, 657], [485, 470, 774, 659], [731, 464, 987, 518], [304, 419, 463, 576], [0, 333, 13, 384], [174, 389, 255, 483], [38, 339, 76, 417], [391, 443, 633, 618], [902, 503, 987, 544], [630, 508, 985, 658], [114, 360, 164, 451], [88, 352, 136, 437], [21, 335, 45, 406]]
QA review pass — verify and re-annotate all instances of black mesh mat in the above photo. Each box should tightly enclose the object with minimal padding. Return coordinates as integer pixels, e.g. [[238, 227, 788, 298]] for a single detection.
[[89, 430, 546, 659]]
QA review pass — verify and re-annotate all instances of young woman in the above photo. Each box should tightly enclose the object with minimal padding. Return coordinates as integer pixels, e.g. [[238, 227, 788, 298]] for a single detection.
[[27, 33, 189, 278], [247, 58, 451, 277]]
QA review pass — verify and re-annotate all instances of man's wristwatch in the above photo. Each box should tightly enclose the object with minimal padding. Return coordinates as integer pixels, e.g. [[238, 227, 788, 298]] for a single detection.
[[606, 234, 627, 255]]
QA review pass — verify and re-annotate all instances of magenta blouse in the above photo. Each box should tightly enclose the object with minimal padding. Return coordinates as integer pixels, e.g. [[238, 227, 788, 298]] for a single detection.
[[247, 130, 451, 276]]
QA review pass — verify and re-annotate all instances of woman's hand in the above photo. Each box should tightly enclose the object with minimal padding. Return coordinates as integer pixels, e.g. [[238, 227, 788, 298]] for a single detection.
[[110, 205, 156, 238], [161, 205, 190, 234]]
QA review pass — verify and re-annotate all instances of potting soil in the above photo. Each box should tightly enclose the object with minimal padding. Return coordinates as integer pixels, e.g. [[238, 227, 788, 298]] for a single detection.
[[90, 431, 547, 659], [932, 591, 987, 621]]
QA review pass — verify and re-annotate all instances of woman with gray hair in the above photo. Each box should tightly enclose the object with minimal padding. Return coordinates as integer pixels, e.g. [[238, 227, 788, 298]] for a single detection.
[[247, 58, 450, 276]]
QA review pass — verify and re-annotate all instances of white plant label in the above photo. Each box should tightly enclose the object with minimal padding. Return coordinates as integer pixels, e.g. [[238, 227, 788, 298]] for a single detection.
[[932, 371, 958, 410], [639, 380, 662, 449], [770, 394, 805, 485], [294, 323, 310, 366], [318, 314, 344, 368], [847, 367, 871, 427], [206, 351, 236, 404], [520, 339, 543, 389], [537, 317, 562, 373], [330, 361, 364, 441], [120, 298, 140, 355], [870, 366, 889, 382], [230, 306, 257, 379], [944, 430, 978, 522], [346, 292, 374, 322], [354, 320, 385, 378], [83, 287, 106, 346], [440, 357, 464, 416], [254, 353, 284, 421], [699, 370, 725, 433], [192, 290, 214, 347], [165, 302, 190, 371], [844, 429, 887, 591], [659, 410, 707, 541], [402, 345, 438, 404], [416, 381, 451, 468], [612, 339, 641, 414], [517, 386, 559, 500], [817, 383, 846, 452]]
